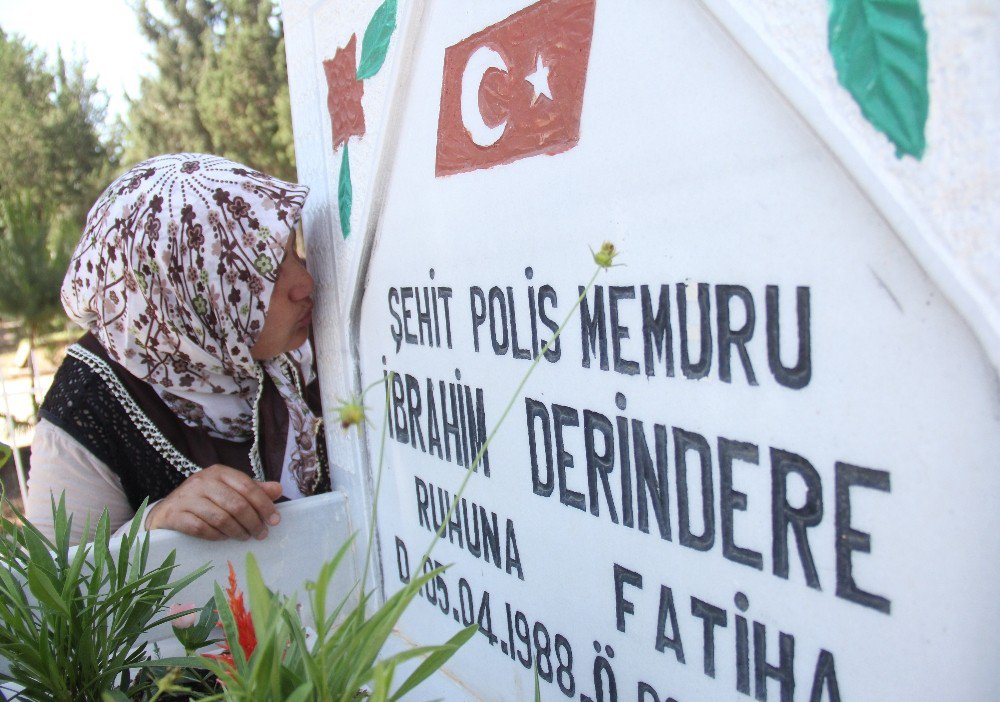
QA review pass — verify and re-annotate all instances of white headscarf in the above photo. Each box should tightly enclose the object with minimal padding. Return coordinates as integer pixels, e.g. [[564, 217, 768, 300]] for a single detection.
[[61, 153, 322, 498]]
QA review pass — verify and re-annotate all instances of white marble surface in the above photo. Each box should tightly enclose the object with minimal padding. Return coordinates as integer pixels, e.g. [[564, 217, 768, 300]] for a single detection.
[[282, 1, 1000, 699]]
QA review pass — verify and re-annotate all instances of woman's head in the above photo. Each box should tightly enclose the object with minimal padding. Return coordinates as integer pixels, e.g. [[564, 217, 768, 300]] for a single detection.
[[62, 153, 312, 437], [250, 227, 315, 360]]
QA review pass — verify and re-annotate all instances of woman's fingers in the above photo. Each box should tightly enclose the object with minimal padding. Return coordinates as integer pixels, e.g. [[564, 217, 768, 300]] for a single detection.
[[216, 470, 282, 532], [200, 492, 258, 540], [172, 510, 229, 541], [147, 465, 283, 540]]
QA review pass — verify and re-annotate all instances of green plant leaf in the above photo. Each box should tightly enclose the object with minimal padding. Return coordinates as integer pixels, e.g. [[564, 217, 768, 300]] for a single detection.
[[129, 655, 207, 669], [21, 523, 57, 578], [91, 510, 111, 578], [0, 492, 206, 699], [370, 659, 397, 702], [213, 581, 249, 672], [26, 561, 69, 617], [283, 608, 324, 691], [356, 0, 398, 80], [191, 595, 222, 650], [245, 553, 278, 636], [828, 0, 928, 159], [338, 143, 353, 239], [336, 570, 444, 696], [388, 624, 477, 700], [0, 442, 11, 469], [309, 534, 355, 633], [286, 681, 315, 702], [60, 527, 91, 601]]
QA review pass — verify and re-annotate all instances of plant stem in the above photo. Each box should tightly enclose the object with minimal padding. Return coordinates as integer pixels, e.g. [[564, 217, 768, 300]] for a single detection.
[[360, 370, 394, 611], [361, 377, 385, 395], [414, 266, 603, 573]]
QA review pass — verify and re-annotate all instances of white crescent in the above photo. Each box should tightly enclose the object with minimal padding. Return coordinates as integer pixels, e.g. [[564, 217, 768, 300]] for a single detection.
[[460, 46, 509, 148]]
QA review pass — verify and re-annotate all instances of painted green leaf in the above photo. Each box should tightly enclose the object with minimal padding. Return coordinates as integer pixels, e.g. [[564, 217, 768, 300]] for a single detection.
[[829, 0, 928, 159], [338, 143, 353, 239], [356, 0, 398, 80]]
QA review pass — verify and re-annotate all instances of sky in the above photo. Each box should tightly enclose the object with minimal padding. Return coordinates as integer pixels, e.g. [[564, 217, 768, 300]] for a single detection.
[[0, 0, 153, 120]]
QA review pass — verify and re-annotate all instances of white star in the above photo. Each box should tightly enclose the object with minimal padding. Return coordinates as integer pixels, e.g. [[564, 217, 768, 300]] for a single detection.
[[525, 54, 552, 104]]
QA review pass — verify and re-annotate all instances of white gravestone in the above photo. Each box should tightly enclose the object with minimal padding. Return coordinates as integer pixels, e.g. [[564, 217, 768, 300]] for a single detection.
[[282, 1, 1000, 699]]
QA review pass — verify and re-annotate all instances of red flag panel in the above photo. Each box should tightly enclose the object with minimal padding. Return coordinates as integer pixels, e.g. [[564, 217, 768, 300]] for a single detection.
[[436, 0, 597, 177]]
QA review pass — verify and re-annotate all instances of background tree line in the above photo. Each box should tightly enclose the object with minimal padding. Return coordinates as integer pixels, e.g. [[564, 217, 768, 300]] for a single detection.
[[0, 0, 296, 347]]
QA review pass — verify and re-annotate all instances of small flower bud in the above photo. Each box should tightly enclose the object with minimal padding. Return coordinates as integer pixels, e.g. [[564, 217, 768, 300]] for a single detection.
[[336, 397, 367, 430], [169, 603, 198, 629], [592, 241, 620, 269]]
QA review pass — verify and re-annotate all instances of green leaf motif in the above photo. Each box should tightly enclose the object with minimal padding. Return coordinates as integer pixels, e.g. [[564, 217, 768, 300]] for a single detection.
[[339, 143, 353, 240], [829, 0, 929, 159], [356, 0, 398, 80]]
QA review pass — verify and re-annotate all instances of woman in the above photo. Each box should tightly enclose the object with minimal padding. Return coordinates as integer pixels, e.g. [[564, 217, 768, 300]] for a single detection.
[[26, 153, 329, 544]]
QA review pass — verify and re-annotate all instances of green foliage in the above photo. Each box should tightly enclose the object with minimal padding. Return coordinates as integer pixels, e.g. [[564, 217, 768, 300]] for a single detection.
[[0, 495, 208, 701], [126, 0, 296, 181], [0, 31, 52, 203], [107, 598, 223, 700], [828, 0, 929, 159], [158, 547, 476, 701], [45, 53, 121, 222], [124, 0, 219, 162], [198, 0, 296, 179], [0, 194, 78, 333], [0, 29, 117, 336], [0, 29, 118, 226]]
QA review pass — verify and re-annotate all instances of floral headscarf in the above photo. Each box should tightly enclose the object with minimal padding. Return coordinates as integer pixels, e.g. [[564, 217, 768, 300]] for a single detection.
[[61, 153, 321, 498]]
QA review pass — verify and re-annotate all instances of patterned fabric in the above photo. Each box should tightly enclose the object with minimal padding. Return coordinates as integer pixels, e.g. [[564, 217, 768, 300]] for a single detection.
[[40, 351, 210, 509], [60, 153, 322, 498], [39, 345, 331, 511]]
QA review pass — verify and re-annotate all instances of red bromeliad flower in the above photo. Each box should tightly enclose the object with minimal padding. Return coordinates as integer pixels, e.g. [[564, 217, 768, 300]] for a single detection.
[[207, 562, 257, 669], [226, 562, 257, 659]]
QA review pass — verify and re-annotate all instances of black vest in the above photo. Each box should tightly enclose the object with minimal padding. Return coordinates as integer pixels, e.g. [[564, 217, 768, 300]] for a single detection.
[[39, 333, 330, 510]]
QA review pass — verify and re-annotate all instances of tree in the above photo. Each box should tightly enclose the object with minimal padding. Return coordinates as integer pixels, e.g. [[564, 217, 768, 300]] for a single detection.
[[124, 0, 220, 161], [0, 30, 116, 418], [0, 195, 77, 412], [125, 0, 296, 180], [198, 0, 296, 179], [46, 53, 121, 224], [0, 29, 118, 225], [0, 31, 51, 205], [0, 29, 117, 404]]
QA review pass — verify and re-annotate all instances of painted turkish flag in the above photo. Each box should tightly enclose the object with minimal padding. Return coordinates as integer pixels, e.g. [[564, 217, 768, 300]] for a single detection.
[[435, 0, 596, 177]]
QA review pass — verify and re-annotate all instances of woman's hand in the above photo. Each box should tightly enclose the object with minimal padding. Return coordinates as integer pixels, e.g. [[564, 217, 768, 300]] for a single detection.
[[146, 465, 283, 540]]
